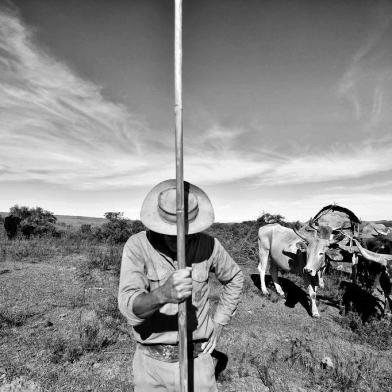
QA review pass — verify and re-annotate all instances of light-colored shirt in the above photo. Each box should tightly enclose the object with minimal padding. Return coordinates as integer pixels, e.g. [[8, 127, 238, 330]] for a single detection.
[[118, 231, 244, 345]]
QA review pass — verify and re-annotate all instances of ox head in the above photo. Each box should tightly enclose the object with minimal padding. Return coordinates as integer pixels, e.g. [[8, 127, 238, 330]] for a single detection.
[[293, 220, 343, 276], [351, 237, 392, 267]]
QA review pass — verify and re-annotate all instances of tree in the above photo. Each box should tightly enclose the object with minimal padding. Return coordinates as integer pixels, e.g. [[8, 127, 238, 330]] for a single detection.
[[130, 220, 145, 234], [4, 215, 21, 239], [8, 205, 57, 237], [257, 212, 286, 226], [100, 212, 132, 244], [97, 213, 146, 244], [104, 212, 124, 222]]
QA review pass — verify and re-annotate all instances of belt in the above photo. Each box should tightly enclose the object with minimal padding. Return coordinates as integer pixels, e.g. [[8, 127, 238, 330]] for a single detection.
[[138, 341, 206, 363]]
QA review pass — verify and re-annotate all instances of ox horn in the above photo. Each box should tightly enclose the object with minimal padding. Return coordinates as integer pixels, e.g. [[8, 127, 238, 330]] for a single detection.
[[293, 224, 314, 243], [374, 226, 390, 236], [307, 218, 319, 231], [353, 239, 392, 267]]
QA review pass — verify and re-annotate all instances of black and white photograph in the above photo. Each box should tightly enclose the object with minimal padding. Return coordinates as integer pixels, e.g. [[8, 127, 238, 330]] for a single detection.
[[1, 0, 392, 391]]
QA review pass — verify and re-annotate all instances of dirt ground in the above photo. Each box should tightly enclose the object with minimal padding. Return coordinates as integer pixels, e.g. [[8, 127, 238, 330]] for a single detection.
[[1, 252, 392, 392]]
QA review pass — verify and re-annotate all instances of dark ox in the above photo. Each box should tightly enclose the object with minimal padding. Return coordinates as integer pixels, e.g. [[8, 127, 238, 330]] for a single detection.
[[258, 223, 342, 318], [3, 215, 21, 239], [353, 236, 392, 315]]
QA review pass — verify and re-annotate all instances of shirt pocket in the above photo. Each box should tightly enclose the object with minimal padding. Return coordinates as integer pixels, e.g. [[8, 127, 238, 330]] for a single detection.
[[192, 261, 209, 282], [192, 261, 209, 305], [147, 264, 171, 290]]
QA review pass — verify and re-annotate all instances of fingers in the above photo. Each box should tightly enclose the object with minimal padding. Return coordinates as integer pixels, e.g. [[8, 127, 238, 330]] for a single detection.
[[172, 269, 192, 289], [202, 337, 216, 354], [176, 283, 192, 300], [175, 267, 192, 278], [169, 268, 193, 302], [202, 329, 216, 354], [202, 323, 223, 353]]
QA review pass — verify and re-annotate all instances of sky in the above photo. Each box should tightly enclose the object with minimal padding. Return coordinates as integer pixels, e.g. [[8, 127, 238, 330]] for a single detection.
[[1, 0, 392, 222]]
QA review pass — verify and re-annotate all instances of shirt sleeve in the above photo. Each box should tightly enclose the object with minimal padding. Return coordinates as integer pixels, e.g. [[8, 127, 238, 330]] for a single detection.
[[210, 238, 244, 325], [118, 234, 149, 326]]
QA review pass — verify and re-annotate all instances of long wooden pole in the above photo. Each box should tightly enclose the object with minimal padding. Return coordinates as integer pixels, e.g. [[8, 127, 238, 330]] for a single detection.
[[174, 0, 188, 391]]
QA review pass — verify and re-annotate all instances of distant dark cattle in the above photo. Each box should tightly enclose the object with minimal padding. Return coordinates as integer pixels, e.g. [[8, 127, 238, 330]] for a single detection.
[[4, 215, 21, 239]]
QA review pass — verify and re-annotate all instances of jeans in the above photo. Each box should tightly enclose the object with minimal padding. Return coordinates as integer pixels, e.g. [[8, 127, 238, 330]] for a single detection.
[[133, 345, 218, 392]]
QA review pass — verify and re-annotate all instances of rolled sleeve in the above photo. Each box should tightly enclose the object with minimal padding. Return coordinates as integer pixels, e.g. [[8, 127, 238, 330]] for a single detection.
[[210, 239, 244, 325], [118, 235, 149, 326]]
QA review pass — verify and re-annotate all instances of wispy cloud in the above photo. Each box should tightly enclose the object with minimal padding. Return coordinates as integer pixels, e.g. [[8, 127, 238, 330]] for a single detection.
[[1, 6, 392, 199], [256, 139, 392, 186], [337, 1, 392, 128], [0, 9, 272, 190], [0, 8, 162, 187]]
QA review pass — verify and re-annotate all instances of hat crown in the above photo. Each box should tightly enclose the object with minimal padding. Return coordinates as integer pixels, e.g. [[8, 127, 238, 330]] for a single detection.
[[158, 187, 199, 223], [140, 179, 214, 235]]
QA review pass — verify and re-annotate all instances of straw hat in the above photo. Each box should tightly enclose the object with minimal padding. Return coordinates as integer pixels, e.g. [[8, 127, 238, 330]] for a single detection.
[[140, 179, 214, 235]]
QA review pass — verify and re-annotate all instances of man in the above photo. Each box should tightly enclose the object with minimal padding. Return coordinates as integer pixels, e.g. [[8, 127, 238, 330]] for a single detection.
[[118, 179, 244, 392]]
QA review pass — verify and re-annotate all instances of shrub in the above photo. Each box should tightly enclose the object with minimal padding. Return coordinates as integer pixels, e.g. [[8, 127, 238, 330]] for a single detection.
[[7, 205, 58, 238], [0, 307, 36, 327], [86, 245, 122, 271], [48, 337, 83, 364], [47, 318, 117, 364], [92, 212, 145, 244]]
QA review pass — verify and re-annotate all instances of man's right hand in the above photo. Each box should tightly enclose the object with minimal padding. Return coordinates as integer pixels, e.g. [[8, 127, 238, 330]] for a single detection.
[[159, 267, 193, 303], [132, 267, 192, 320]]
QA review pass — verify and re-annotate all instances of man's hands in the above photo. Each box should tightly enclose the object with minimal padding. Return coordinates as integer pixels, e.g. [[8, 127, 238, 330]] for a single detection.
[[201, 321, 223, 354], [133, 266, 224, 353], [132, 267, 192, 319], [160, 267, 193, 304]]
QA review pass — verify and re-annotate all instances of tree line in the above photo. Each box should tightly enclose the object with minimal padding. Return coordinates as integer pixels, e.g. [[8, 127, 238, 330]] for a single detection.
[[1, 206, 145, 244]]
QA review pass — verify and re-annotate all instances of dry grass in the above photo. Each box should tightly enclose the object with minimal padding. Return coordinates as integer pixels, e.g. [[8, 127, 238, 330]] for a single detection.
[[1, 230, 392, 392]]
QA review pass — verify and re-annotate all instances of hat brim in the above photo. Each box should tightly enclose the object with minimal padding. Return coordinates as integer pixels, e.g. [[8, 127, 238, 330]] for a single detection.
[[140, 179, 215, 235]]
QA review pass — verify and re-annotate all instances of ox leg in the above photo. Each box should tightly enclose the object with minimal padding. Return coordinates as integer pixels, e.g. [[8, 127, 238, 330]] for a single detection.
[[258, 242, 270, 296], [257, 261, 269, 296], [379, 269, 392, 316], [270, 263, 285, 297], [304, 275, 320, 318], [317, 269, 325, 289], [351, 254, 358, 285]]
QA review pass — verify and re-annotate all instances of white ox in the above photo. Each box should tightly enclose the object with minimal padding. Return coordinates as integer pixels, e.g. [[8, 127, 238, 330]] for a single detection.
[[258, 223, 342, 318]]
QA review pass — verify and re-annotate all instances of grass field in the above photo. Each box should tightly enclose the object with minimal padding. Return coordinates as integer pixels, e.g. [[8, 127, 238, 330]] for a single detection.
[[1, 225, 392, 392]]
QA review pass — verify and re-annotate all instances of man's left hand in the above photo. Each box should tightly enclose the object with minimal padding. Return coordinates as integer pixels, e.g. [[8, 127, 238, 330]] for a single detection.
[[201, 321, 223, 354]]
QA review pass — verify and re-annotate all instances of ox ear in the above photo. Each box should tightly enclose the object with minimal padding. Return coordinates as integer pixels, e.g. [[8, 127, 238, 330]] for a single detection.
[[326, 248, 343, 261], [296, 241, 307, 252]]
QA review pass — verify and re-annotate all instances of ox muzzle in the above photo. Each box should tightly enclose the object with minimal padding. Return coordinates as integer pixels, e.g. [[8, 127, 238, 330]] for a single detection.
[[303, 267, 317, 277]]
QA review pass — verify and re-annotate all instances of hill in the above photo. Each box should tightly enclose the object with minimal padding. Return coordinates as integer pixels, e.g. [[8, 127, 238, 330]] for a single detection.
[[0, 212, 106, 228], [55, 215, 107, 227], [375, 220, 392, 227]]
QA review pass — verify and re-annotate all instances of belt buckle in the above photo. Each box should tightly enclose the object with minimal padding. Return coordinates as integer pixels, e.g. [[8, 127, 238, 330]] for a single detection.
[[161, 344, 179, 361], [141, 343, 179, 362], [140, 341, 205, 362]]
